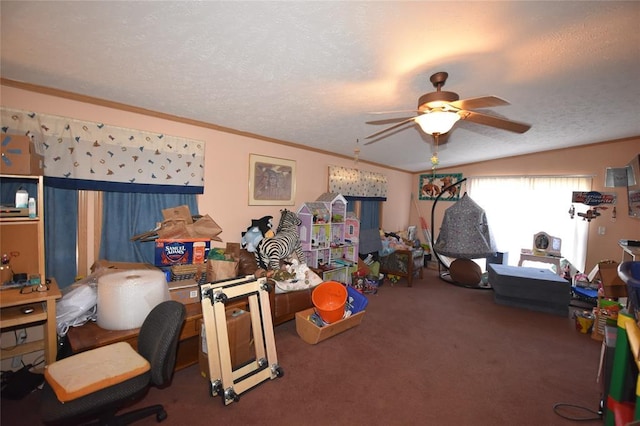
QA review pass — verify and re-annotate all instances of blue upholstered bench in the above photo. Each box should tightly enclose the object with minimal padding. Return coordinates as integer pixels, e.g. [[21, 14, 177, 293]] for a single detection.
[[488, 264, 571, 317]]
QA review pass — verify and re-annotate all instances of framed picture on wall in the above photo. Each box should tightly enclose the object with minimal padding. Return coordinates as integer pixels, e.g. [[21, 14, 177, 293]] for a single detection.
[[418, 173, 463, 201], [248, 154, 296, 205]]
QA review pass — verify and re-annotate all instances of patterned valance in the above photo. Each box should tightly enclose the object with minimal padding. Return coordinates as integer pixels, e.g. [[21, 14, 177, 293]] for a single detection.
[[1, 107, 205, 194], [328, 166, 387, 200]]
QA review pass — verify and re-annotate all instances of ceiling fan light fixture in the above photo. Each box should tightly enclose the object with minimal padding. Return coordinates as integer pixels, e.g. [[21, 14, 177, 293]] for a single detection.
[[415, 111, 460, 135]]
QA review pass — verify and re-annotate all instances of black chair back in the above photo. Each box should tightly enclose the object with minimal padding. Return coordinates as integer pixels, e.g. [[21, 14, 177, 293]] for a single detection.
[[137, 300, 186, 387]]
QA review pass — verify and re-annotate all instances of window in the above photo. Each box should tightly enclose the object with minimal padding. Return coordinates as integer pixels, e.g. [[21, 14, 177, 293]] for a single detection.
[[467, 176, 591, 272]]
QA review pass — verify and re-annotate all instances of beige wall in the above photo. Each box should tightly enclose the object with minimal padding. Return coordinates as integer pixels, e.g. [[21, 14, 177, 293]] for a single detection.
[[0, 84, 413, 270], [3, 83, 637, 273], [413, 138, 640, 271]]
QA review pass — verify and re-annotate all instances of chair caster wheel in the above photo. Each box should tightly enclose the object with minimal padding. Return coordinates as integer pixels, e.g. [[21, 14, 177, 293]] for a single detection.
[[156, 409, 168, 422]]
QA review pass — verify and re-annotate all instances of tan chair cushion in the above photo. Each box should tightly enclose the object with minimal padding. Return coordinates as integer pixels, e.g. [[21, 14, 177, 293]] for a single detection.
[[44, 341, 150, 402]]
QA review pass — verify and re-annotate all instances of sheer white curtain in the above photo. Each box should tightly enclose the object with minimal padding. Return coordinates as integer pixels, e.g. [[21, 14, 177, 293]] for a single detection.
[[467, 176, 592, 272]]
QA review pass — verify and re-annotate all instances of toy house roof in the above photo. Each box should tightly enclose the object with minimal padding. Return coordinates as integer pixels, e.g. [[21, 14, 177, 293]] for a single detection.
[[297, 202, 329, 215], [315, 192, 347, 204]]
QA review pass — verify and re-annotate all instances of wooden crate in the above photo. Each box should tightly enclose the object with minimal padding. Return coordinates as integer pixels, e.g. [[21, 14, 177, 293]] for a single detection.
[[295, 308, 365, 344]]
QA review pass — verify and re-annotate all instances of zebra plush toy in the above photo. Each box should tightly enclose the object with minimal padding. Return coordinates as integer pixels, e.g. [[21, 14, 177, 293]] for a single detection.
[[255, 209, 305, 270]]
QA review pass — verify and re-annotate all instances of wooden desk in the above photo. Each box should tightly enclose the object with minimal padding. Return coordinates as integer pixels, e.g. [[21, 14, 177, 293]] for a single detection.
[[67, 302, 203, 371], [0, 278, 62, 365], [620, 242, 640, 262]]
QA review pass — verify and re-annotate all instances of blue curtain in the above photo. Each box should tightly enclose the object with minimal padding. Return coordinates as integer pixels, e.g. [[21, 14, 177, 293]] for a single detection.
[[344, 198, 381, 257], [345, 196, 380, 229], [360, 200, 380, 230], [100, 192, 199, 265], [45, 186, 78, 288]]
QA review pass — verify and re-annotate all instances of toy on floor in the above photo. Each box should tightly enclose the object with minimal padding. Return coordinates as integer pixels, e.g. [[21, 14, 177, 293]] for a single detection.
[[388, 274, 400, 284]]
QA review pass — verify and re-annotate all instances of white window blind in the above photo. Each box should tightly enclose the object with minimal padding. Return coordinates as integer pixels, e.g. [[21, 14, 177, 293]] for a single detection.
[[1, 107, 205, 194], [328, 166, 387, 200]]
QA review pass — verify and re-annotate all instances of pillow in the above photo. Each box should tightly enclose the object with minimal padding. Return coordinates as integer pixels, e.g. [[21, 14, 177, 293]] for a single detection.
[[449, 258, 482, 286]]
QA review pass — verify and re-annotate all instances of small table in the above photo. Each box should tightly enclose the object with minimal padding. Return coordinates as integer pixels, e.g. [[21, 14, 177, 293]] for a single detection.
[[518, 252, 562, 275], [0, 278, 61, 365]]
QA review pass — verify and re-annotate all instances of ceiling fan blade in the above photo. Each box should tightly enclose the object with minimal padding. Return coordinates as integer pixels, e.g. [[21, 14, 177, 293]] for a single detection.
[[366, 116, 414, 125], [368, 109, 420, 115], [459, 110, 531, 133], [364, 116, 416, 140], [449, 96, 510, 111]]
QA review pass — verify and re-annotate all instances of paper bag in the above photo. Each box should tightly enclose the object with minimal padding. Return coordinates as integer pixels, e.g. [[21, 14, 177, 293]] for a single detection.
[[206, 242, 240, 281], [206, 259, 239, 282], [157, 219, 189, 239], [162, 205, 193, 224], [190, 214, 223, 242]]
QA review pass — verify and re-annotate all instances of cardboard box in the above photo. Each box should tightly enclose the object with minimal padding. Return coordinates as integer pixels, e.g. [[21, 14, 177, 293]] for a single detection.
[[168, 278, 200, 305], [198, 309, 255, 378], [295, 307, 365, 344], [0, 135, 44, 175], [588, 260, 627, 298], [154, 238, 211, 266]]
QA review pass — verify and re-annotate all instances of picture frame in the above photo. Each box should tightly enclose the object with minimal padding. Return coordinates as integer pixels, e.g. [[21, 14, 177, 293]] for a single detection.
[[248, 154, 296, 205], [418, 173, 463, 201]]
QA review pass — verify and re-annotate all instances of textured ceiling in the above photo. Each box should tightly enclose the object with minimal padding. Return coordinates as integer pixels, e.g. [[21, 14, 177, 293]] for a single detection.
[[1, 1, 639, 172]]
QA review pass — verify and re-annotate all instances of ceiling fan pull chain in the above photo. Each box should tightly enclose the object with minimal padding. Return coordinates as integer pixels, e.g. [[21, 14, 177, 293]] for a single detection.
[[431, 134, 440, 172]]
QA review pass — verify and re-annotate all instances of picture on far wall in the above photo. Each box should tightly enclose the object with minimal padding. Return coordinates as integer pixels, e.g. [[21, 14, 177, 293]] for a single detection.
[[418, 173, 463, 201], [248, 154, 296, 205]]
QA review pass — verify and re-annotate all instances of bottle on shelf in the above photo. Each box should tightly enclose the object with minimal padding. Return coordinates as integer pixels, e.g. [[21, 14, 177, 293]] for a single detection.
[[28, 197, 36, 219]]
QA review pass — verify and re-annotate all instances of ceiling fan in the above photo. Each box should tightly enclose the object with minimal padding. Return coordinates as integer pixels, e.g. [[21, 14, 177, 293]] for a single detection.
[[364, 71, 531, 145]]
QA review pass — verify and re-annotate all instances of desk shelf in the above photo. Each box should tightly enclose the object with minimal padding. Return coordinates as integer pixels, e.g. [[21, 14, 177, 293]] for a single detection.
[[0, 303, 46, 328], [0, 279, 61, 366], [0, 339, 45, 361]]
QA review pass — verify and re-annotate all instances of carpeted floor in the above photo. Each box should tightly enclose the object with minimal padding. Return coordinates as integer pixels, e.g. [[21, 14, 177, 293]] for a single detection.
[[1, 267, 605, 425]]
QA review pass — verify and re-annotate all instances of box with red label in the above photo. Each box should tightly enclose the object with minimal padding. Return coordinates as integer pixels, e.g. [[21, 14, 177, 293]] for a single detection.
[[154, 239, 211, 266], [0, 135, 44, 175]]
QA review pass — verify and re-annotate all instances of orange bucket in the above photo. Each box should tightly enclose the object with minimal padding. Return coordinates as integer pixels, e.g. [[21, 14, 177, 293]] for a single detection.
[[312, 281, 347, 324]]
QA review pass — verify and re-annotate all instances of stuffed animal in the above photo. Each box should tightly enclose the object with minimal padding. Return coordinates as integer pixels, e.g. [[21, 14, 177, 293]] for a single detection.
[[254, 215, 274, 239], [256, 209, 304, 270], [241, 215, 274, 252], [241, 227, 264, 252]]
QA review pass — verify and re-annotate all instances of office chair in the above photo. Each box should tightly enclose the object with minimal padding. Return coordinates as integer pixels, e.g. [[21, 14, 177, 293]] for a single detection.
[[40, 300, 186, 425]]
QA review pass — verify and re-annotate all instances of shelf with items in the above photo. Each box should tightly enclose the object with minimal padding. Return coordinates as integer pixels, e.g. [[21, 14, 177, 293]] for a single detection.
[[297, 193, 359, 284], [1, 174, 45, 284], [1, 174, 60, 368]]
